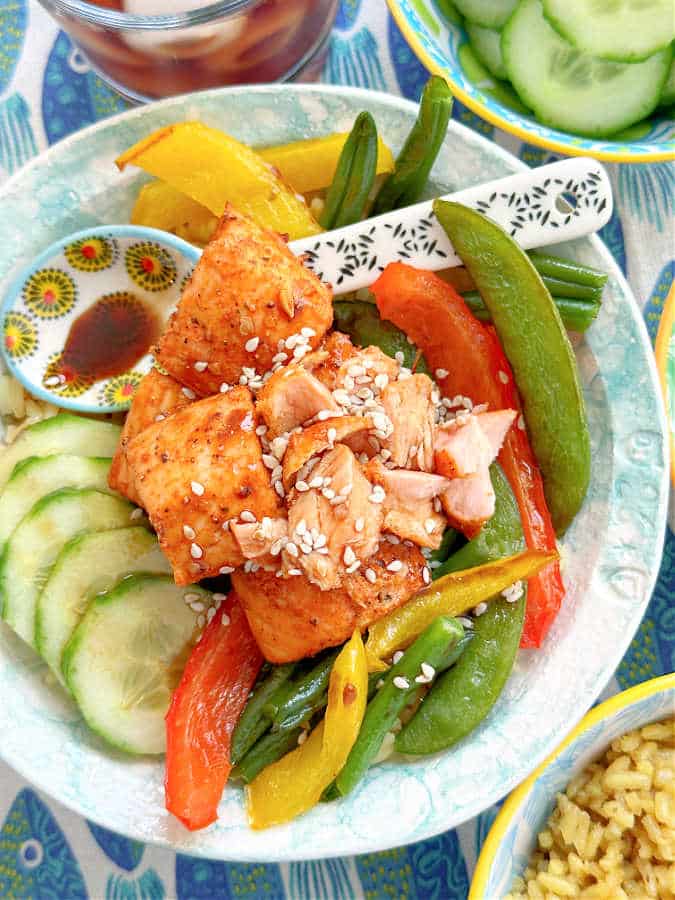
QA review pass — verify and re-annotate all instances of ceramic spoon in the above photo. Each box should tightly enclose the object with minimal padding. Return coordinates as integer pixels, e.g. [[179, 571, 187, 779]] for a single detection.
[[0, 157, 612, 414]]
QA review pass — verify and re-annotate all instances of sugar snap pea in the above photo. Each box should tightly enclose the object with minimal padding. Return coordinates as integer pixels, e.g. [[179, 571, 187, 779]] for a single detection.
[[372, 76, 453, 215], [335, 616, 464, 797], [230, 662, 296, 765], [320, 112, 378, 230]]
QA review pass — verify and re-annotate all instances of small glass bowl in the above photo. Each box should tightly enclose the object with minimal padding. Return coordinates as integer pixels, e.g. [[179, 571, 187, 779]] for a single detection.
[[36, 0, 339, 103]]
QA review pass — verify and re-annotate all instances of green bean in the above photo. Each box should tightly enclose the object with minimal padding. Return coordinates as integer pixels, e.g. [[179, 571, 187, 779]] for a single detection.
[[233, 728, 303, 785], [372, 76, 453, 215], [528, 251, 609, 289], [427, 526, 460, 568], [320, 112, 378, 230], [230, 662, 296, 766], [274, 690, 328, 732], [540, 276, 603, 302], [462, 291, 600, 334], [335, 616, 464, 797], [265, 649, 340, 726]]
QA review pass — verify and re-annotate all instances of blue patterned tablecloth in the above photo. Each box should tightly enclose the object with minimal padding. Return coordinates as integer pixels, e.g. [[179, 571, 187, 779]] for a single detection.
[[0, 2, 672, 897]]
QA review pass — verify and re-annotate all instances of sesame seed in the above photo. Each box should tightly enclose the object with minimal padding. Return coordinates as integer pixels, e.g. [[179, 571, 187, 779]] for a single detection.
[[271, 465, 283, 482], [424, 518, 437, 534], [322, 486, 336, 500], [435, 368, 449, 379], [274, 481, 285, 498], [301, 327, 316, 338], [245, 336, 260, 352], [374, 373, 389, 390], [369, 486, 386, 504], [206, 607, 216, 623], [355, 517, 365, 533], [240, 412, 254, 431], [197, 613, 206, 628], [154, 414, 165, 422], [221, 613, 231, 626], [385, 533, 400, 544], [286, 542, 299, 557], [296, 519, 307, 535], [194, 360, 208, 372], [288, 568, 302, 576], [44, 375, 61, 387], [343, 546, 356, 565], [364, 567, 377, 583], [272, 352, 288, 364], [429, 560, 441, 569], [297, 730, 308, 745], [387, 560, 403, 573], [421, 662, 435, 680], [314, 534, 327, 549], [296, 480, 309, 492], [498, 370, 509, 384], [182, 387, 196, 400], [240, 510, 256, 523], [474, 602, 488, 616], [219, 382, 231, 393], [422, 566, 431, 584], [213, 593, 227, 602], [518, 414, 526, 431], [345, 560, 361, 574], [183, 592, 200, 605], [393, 676, 410, 690], [190, 543, 203, 559], [392, 651, 404, 664], [219, 565, 235, 574], [394, 351, 405, 365], [458, 616, 474, 629], [270, 539, 284, 556], [130, 508, 144, 521], [183, 524, 196, 539], [327, 427, 337, 444], [309, 476, 323, 489], [330, 495, 347, 506], [191, 481, 205, 496], [190, 600, 206, 613], [222, 519, 231, 531], [300, 542, 313, 555]]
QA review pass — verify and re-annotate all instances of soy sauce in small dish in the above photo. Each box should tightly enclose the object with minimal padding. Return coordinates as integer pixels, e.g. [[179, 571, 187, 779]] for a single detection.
[[59, 291, 159, 382]]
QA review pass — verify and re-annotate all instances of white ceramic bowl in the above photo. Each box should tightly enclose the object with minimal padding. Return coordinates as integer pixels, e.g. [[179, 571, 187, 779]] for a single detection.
[[0, 84, 669, 860], [471, 673, 675, 898]]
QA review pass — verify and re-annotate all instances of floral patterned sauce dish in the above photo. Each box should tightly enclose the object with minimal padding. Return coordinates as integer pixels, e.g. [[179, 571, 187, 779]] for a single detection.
[[470, 673, 675, 899], [0, 85, 669, 861], [1, 226, 198, 414]]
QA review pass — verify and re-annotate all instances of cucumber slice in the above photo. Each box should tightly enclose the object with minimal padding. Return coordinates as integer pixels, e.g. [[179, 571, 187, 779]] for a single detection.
[[466, 22, 507, 79], [36, 526, 171, 686], [0, 414, 121, 494], [0, 488, 135, 646], [0, 455, 112, 555], [503, 0, 672, 138], [543, 0, 675, 63], [660, 51, 675, 106], [453, 0, 516, 27], [458, 43, 532, 114], [62, 574, 212, 755]]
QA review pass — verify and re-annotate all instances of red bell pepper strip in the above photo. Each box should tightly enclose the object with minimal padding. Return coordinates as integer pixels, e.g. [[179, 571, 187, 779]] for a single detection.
[[165, 592, 264, 830], [371, 262, 564, 648]]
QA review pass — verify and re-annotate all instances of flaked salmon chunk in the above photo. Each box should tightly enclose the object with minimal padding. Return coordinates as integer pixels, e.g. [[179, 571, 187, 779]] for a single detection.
[[286, 444, 382, 590], [366, 461, 449, 549], [125, 387, 282, 585], [282, 415, 372, 489], [109, 368, 194, 505], [379, 374, 435, 470], [256, 365, 339, 439], [230, 517, 288, 564], [440, 471, 495, 540], [435, 409, 516, 478]]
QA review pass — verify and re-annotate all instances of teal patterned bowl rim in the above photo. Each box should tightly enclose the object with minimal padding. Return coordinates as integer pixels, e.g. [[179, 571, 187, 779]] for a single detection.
[[0, 225, 199, 414], [470, 673, 675, 898], [0, 84, 669, 860], [386, 0, 675, 163]]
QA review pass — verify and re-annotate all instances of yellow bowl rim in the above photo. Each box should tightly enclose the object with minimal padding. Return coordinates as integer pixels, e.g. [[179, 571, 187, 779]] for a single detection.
[[654, 282, 675, 485], [385, 0, 675, 165], [469, 672, 675, 899]]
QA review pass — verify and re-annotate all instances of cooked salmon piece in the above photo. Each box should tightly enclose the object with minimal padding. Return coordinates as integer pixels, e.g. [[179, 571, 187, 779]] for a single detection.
[[233, 568, 357, 662], [230, 517, 288, 565], [256, 365, 339, 439], [282, 415, 372, 489], [440, 470, 495, 539], [233, 540, 425, 662], [366, 461, 449, 549], [286, 444, 382, 590], [435, 410, 516, 479], [380, 374, 435, 470], [303, 331, 357, 390], [126, 387, 283, 585], [343, 538, 426, 621], [108, 368, 193, 505], [154, 207, 333, 396]]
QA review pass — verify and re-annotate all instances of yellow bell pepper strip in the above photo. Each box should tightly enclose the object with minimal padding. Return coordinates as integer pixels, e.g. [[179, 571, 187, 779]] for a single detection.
[[365, 549, 557, 669], [246, 630, 367, 830], [257, 132, 395, 195], [131, 180, 218, 248], [116, 122, 322, 241]]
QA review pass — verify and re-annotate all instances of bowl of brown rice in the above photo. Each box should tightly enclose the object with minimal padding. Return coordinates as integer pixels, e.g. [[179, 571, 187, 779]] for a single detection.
[[470, 673, 675, 899]]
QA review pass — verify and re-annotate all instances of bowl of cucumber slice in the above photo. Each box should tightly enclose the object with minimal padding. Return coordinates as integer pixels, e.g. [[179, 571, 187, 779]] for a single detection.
[[387, 0, 675, 162]]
